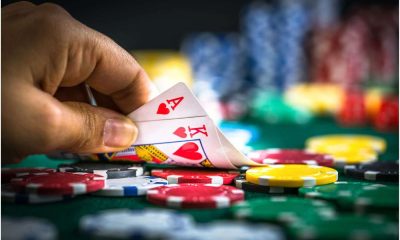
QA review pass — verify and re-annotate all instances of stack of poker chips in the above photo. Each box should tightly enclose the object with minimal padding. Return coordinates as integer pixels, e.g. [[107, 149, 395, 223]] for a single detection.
[[181, 32, 247, 122], [241, 0, 311, 92]]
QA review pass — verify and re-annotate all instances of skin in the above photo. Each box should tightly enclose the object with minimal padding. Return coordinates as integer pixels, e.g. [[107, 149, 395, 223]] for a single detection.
[[2, 2, 156, 163]]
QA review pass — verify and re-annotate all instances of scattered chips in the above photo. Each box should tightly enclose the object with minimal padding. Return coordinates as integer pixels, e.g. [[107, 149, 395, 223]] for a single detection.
[[151, 169, 239, 184], [93, 176, 168, 197], [247, 149, 334, 167], [288, 214, 398, 240], [147, 183, 244, 208], [11, 172, 105, 195], [58, 162, 143, 179], [234, 175, 298, 194], [232, 197, 336, 224], [80, 209, 195, 239], [246, 165, 338, 188], [306, 134, 386, 153], [344, 162, 399, 182], [2, 217, 58, 240], [1, 168, 56, 183]]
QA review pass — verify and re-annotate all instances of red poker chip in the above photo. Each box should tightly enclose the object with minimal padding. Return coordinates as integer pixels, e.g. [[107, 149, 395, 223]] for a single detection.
[[2, 168, 57, 183], [151, 169, 240, 185], [10, 172, 105, 195], [147, 183, 244, 209], [247, 149, 334, 167]]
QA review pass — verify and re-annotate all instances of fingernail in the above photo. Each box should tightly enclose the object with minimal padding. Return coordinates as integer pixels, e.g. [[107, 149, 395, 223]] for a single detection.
[[103, 119, 137, 147]]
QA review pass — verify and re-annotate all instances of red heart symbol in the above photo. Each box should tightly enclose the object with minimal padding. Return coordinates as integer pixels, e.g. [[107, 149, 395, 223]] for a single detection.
[[173, 127, 187, 138], [157, 103, 170, 115], [173, 142, 203, 160]]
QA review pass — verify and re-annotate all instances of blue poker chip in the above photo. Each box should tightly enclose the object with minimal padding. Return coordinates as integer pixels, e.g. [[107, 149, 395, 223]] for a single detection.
[[220, 122, 260, 143], [80, 209, 195, 239], [92, 176, 168, 197], [2, 217, 58, 240]]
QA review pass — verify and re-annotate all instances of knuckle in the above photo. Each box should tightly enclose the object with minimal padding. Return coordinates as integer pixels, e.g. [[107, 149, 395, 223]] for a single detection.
[[37, 3, 68, 16], [30, 3, 72, 38]]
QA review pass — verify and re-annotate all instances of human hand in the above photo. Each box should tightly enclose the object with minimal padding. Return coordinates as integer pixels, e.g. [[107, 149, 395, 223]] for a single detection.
[[2, 2, 156, 163]]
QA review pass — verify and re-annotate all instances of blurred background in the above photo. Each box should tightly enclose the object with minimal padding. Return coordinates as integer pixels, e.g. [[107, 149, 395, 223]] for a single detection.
[[3, 0, 399, 136]]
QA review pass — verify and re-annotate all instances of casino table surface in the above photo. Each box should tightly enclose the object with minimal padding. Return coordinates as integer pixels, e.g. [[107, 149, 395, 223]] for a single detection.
[[2, 117, 399, 240]]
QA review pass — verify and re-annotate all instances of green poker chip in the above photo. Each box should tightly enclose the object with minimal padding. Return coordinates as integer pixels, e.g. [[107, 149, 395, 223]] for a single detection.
[[338, 184, 399, 213], [299, 182, 399, 212], [288, 214, 398, 240], [231, 197, 336, 224], [299, 181, 374, 201]]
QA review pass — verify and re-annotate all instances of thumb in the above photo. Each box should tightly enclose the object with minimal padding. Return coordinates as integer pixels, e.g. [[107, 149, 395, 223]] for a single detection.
[[59, 101, 137, 153]]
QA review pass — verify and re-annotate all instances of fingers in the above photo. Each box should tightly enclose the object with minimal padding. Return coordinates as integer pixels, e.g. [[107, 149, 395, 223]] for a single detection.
[[57, 18, 157, 114], [57, 101, 138, 153]]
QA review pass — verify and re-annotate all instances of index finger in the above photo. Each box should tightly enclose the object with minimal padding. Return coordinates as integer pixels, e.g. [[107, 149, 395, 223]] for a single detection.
[[60, 17, 157, 114]]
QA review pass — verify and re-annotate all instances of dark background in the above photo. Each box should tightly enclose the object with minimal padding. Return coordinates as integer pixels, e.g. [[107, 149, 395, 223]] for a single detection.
[[2, 0, 398, 50]]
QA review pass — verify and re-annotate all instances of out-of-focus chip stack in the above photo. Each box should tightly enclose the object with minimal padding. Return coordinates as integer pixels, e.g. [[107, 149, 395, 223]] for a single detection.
[[131, 50, 193, 92]]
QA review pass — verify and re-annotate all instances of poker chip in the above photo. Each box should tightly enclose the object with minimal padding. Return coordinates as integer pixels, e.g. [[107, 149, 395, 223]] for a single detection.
[[344, 162, 399, 182], [232, 197, 336, 224], [80, 208, 195, 239], [234, 175, 298, 194], [170, 221, 285, 240], [247, 149, 334, 167], [246, 165, 338, 188], [299, 182, 399, 213], [2, 184, 74, 204], [338, 184, 399, 214], [151, 169, 240, 184], [58, 162, 143, 179], [322, 148, 378, 166], [299, 181, 373, 201], [11, 172, 105, 195], [239, 165, 251, 174], [2, 217, 58, 240], [288, 214, 398, 240], [93, 176, 168, 197], [306, 134, 386, 153], [147, 183, 244, 208], [1, 168, 56, 183]]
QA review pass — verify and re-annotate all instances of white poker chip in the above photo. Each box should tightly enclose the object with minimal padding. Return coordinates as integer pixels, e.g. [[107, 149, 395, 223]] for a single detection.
[[80, 209, 195, 239], [2, 217, 58, 240], [92, 176, 168, 197], [169, 221, 285, 240]]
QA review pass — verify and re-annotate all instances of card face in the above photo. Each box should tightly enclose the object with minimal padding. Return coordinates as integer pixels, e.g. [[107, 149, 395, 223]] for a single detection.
[[128, 82, 208, 122], [133, 116, 236, 169]]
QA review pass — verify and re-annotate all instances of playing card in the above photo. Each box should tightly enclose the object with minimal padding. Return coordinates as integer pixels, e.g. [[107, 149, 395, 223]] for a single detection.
[[89, 82, 261, 169], [132, 116, 236, 168], [128, 82, 208, 121]]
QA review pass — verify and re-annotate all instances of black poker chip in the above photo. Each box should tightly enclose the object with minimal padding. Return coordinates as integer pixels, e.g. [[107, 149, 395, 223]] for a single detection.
[[234, 175, 298, 194], [58, 162, 144, 179], [239, 166, 251, 174], [344, 161, 399, 182]]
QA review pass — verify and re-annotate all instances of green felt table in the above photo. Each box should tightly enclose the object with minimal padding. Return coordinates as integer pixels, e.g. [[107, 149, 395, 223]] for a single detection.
[[2, 117, 399, 239]]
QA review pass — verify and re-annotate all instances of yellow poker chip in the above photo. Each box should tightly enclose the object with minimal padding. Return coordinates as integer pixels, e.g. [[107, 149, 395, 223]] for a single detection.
[[306, 135, 386, 153], [245, 165, 338, 188], [309, 148, 378, 167]]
